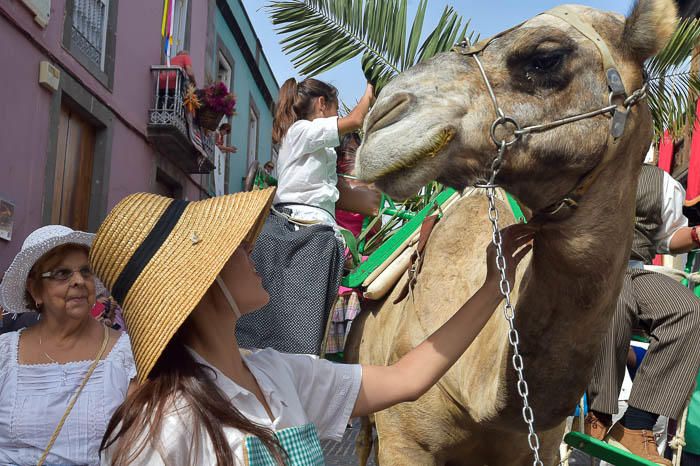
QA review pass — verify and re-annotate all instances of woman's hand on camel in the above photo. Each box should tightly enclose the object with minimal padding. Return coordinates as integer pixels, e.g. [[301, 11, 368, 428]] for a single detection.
[[351, 223, 535, 418], [484, 223, 535, 291]]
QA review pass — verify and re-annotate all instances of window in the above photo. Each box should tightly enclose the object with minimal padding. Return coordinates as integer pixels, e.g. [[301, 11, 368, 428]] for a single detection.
[[217, 52, 232, 88], [171, 0, 189, 55], [217, 52, 233, 144], [154, 169, 183, 199], [51, 102, 96, 230], [247, 104, 259, 168], [63, 0, 117, 87], [71, 0, 109, 70], [213, 52, 233, 195]]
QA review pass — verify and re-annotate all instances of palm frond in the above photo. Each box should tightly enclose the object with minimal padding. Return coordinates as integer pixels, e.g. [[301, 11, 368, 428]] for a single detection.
[[646, 18, 700, 139], [266, 0, 476, 93], [647, 72, 700, 137]]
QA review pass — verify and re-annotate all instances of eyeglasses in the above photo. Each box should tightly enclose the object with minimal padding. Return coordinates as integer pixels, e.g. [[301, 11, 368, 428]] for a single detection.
[[40, 266, 94, 282]]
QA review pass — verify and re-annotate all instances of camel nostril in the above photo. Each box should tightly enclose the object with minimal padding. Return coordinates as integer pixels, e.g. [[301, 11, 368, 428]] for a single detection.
[[366, 92, 415, 134]]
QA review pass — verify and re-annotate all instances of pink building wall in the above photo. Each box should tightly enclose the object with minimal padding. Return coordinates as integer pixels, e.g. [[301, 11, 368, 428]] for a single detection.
[[0, 0, 211, 271]]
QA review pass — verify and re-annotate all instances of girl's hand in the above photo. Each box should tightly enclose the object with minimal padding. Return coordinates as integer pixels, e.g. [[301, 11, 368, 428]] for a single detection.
[[485, 223, 535, 291], [365, 82, 375, 104]]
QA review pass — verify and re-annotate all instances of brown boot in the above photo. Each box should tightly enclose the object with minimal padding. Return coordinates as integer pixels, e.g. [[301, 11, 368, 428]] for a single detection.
[[583, 412, 611, 440], [606, 423, 671, 465]]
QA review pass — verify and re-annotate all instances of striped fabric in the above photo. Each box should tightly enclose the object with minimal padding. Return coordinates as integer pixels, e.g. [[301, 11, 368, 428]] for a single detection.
[[630, 165, 664, 264], [588, 267, 700, 419]]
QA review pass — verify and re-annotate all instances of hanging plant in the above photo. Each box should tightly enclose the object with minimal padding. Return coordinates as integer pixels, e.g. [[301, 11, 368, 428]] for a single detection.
[[195, 81, 237, 130], [197, 82, 237, 116]]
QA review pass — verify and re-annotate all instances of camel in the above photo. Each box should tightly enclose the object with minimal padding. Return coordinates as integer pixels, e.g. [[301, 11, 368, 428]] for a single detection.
[[346, 1, 678, 464]]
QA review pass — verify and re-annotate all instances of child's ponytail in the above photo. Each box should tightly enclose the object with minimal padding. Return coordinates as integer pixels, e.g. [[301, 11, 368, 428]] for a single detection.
[[272, 77, 339, 144], [272, 78, 299, 144]]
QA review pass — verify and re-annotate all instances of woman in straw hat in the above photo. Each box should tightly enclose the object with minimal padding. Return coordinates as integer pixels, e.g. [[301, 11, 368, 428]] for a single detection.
[[0, 225, 135, 466], [93, 188, 533, 465]]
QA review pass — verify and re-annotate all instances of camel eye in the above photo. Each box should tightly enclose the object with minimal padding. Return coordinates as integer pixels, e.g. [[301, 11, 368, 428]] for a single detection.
[[529, 53, 564, 73]]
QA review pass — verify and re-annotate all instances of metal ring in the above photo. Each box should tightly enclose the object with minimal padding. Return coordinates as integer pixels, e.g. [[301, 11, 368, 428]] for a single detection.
[[608, 91, 626, 107], [490, 116, 521, 147]]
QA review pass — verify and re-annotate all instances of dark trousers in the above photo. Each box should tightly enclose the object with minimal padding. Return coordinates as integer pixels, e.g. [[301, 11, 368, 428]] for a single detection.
[[588, 268, 700, 419]]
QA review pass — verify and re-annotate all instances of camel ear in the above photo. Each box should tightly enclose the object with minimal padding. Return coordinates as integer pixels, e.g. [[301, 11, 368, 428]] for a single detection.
[[622, 0, 678, 62]]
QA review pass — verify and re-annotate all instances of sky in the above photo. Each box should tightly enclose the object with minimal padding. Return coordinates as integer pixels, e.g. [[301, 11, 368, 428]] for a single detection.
[[241, 0, 631, 104]]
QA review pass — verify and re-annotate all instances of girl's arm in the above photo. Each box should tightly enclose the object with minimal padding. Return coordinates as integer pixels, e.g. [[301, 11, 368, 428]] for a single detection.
[[351, 223, 535, 417], [338, 83, 374, 136]]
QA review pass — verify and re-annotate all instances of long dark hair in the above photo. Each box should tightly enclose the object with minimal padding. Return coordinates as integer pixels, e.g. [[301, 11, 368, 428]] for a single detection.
[[100, 327, 287, 465], [272, 77, 338, 144]]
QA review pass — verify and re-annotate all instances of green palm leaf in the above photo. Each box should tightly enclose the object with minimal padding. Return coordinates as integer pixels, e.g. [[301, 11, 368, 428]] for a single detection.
[[646, 18, 700, 140], [266, 0, 476, 93]]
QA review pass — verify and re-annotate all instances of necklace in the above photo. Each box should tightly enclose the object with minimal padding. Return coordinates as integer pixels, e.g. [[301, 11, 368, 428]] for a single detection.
[[39, 334, 60, 364]]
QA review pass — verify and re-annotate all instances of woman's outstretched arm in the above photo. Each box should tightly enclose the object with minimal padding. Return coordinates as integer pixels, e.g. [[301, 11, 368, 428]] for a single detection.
[[352, 223, 535, 417]]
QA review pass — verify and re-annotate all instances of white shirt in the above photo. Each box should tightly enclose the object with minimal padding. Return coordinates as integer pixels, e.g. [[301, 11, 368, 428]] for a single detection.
[[274, 116, 341, 215], [0, 330, 135, 466], [656, 170, 689, 254], [102, 348, 362, 465]]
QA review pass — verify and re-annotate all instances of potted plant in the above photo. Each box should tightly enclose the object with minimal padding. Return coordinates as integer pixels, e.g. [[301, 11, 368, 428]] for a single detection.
[[183, 81, 236, 130]]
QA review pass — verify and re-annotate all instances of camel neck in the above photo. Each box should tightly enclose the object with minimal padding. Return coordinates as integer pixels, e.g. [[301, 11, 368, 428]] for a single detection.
[[500, 138, 643, 428]]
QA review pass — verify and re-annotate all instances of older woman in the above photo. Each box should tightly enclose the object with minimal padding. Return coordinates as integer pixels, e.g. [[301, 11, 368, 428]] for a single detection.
[[0, 225, 135, 466]]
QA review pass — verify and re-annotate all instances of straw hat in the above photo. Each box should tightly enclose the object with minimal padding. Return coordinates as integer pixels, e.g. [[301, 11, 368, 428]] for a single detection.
[[1, 225, 95, 314], [89, 188, 275, 383]]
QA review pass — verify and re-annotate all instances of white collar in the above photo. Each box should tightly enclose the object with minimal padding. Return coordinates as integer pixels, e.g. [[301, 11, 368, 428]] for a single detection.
[[185, 346, 281, 405]]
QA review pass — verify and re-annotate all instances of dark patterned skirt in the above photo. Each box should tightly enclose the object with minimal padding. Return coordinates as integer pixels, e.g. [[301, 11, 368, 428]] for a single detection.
[[236, 209, 344, 355]]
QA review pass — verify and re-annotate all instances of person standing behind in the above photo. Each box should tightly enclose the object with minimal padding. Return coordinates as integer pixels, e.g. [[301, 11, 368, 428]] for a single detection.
[[215, 123, 238, 154], [236, 79, 373, 355], [168, 50, 196, 86], [585, 164, 700, 465], [157, 50, 196, 111], [272, 78, 373, 228], [0, 225, 135, 465]]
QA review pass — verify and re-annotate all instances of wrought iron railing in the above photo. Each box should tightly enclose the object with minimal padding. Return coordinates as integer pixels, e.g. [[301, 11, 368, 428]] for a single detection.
[[71, 0, 108, 69], [148, 66, 215, 173], [149, 65, 188, 132]]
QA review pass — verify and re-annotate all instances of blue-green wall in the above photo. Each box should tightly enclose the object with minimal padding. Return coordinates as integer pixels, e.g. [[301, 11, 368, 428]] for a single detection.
[[214, 1, 279, 193]]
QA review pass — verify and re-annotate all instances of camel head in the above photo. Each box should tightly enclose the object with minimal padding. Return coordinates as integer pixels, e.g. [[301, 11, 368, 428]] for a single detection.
[[356, 0, 677, 211]]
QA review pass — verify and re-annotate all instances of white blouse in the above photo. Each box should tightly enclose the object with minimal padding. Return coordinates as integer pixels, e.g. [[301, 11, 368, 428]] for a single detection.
[[274, 116, 341, 215], [102, 347, 362, 465], [657, 169, 689, 253], [0, 329, 136, 466]]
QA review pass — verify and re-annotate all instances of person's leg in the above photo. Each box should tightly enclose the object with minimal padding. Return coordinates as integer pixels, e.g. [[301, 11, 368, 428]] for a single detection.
[[607, 269, 700, 465], [586, 269, 636, 438], [627, 270, 700, 421]]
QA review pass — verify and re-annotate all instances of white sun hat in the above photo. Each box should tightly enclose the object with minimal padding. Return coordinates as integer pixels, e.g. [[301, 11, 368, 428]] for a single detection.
[[1, 225, 95, 314]]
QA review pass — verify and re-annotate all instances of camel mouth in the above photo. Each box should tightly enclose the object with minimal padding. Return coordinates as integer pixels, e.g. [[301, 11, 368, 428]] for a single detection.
[[365, 127, 456, 184]]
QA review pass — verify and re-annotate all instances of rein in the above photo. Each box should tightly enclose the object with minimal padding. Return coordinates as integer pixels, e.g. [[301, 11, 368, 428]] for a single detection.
[[452, 5, 647, 220]]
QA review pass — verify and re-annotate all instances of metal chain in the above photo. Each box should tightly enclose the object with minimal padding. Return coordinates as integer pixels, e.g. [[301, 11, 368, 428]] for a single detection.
[[486, 187, 544, 466], [459, 36, 544, 464]]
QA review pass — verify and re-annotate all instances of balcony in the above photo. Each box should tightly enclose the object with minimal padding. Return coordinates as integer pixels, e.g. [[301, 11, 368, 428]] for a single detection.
[[147, 66, 215, 174]]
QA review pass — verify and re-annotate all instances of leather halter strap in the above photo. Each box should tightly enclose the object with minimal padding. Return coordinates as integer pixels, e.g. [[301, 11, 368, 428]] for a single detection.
[[452, 6, 642, 220], [546, 6, 627, 97], [536, 6, 630, 218]]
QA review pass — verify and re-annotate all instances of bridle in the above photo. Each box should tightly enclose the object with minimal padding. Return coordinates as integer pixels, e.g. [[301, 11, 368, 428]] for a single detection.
[[446, 7, 647, 465], [452, 5, 647, 220]]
